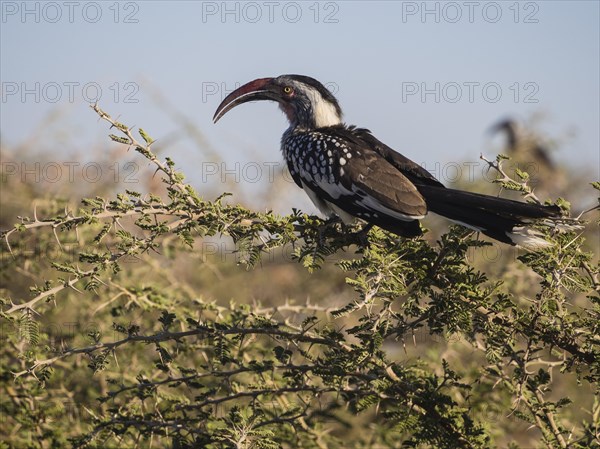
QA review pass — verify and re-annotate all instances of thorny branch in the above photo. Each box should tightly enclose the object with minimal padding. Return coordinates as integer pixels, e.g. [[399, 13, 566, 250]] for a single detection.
[[480, 153, 543, 204], [1, 106, 597, 449]]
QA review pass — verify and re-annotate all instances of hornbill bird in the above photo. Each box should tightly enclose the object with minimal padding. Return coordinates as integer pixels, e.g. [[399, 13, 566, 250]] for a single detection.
[[214, 75, 566, 249], [490, 118, 556, 172]]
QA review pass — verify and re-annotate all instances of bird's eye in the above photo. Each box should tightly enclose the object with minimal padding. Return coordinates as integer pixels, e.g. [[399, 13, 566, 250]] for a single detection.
[[283, 86, 293, 95]]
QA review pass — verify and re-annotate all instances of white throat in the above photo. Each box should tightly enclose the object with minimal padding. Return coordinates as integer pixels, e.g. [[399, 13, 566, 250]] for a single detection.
[[305, 87, 342, 128]]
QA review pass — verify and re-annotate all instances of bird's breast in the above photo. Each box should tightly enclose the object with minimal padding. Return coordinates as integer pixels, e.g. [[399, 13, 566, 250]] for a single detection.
[[282, 130, 353, 185]]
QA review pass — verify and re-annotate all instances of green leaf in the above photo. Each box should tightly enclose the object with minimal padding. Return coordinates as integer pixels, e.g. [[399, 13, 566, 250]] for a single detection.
[[138, 128, 154, 144]]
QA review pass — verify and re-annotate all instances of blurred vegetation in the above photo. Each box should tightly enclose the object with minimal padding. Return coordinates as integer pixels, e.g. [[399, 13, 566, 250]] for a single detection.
[[0, 105, 598, 449]]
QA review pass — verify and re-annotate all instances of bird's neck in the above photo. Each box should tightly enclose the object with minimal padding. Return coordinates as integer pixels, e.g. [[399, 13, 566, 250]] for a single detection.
[[281, 97, 342, 130], [307, 94, 343, 128]]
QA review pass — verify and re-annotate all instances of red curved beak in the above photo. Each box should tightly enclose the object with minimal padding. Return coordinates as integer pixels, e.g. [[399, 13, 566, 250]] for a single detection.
[[213, 77, 277, 123]]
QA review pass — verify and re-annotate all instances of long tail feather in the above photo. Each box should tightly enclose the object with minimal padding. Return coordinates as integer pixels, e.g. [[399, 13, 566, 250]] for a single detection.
[[417, 185, 568, 249]]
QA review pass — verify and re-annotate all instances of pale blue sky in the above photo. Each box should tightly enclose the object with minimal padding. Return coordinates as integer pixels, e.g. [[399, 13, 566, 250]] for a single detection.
[[1, 1, 599, 207]]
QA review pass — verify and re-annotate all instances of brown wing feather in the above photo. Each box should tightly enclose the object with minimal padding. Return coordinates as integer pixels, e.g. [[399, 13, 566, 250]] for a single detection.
[[342, 150, 428, 218]]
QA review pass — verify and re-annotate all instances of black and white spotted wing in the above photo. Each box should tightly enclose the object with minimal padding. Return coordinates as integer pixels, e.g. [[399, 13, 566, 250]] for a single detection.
[[281, 125, 429, 237]]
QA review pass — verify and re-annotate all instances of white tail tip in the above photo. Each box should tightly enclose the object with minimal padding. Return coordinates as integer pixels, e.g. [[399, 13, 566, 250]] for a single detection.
[[507, 226, 554, 250]]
